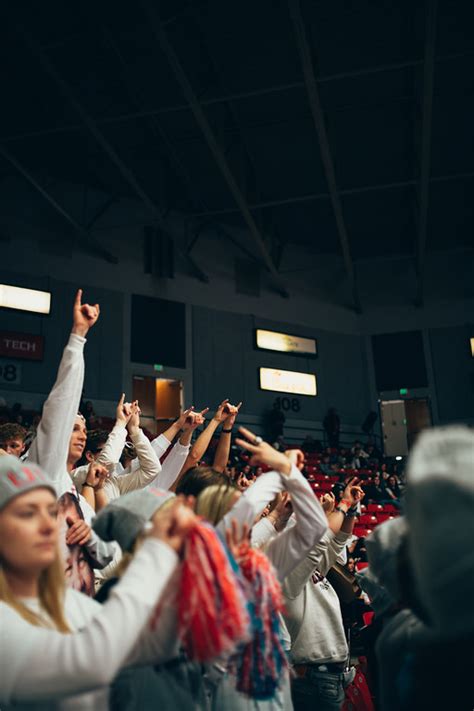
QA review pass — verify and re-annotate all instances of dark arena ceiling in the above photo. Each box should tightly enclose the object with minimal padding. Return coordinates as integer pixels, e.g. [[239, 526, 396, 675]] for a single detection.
[[1, 0, 474, 310]]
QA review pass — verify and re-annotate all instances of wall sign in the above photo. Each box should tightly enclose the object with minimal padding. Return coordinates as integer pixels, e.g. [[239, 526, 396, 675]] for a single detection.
[[255, 329, 317, 356], [0, 362, 21, 384], [260, 367, 317, 396], [0, 332, 44, 361]]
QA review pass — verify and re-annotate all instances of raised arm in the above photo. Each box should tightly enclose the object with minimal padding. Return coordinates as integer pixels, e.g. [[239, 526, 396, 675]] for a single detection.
[[113, 402, 162, 495], [28, 290, 99, 489], [155, 412, 203, 491], [71, 394, 132, 490], [142, 407, 196, 466], [213, 402, 241, 473], [233, 428, 328, 581], [283, 481, 364, 598]]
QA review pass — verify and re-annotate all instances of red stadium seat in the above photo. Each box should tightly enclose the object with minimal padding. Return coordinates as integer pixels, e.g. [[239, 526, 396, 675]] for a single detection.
[[353, 527, 373, 539], [356, 562, 369, 571], [381, 504, 399, 513], [358, 514, 378, 526], [367, 504, 383, 512]]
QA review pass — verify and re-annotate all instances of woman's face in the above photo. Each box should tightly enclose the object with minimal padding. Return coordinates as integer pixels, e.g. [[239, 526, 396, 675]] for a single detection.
[[374, 474, 381, 485], [388, 476, 396, 488], [347, 558, 356, 573], [0, 488, 59, 576]]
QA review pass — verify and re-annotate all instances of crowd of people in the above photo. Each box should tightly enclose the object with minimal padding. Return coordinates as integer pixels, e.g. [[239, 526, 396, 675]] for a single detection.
[[0, 289, 472, 710]]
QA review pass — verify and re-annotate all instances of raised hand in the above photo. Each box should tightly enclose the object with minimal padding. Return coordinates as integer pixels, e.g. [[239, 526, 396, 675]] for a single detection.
[[342, 477, 365, 508], [223, 401, 242, 429], [127, 400, 141, 435], [183, 409, 207, 431], [212, 399, 231, 423], [72, 289, 100, 338], [284, 448, 305, 471], [235, 425, 292, 475], [225, 519, 250, 562], [320, 491, 336, 515], [116, 393, 133, 427]]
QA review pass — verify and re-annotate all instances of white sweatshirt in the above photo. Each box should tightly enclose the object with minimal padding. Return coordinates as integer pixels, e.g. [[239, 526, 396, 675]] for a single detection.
[[282, 530, 350, 665], [27, 334, 115, 569], [101, 429, 162, 501], [0, 538, 178, 710], [72, 422, 128, 488]]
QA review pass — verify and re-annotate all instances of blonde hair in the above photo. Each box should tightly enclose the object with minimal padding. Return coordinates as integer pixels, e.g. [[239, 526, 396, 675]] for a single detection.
[[0, 555, 70, 633], [195, 484, 239, 526]]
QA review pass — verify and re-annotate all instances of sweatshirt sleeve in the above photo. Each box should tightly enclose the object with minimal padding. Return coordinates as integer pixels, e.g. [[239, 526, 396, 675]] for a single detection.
[[153, 440, 190, 491], [282, 530, 350, 599], [0, 539, 178, 704], [250, 516, 277, 549], [113, 430, 162, 495], [217, 470, 284, 536], [27, 333, 86, 492], [96, 423, 127, 470], [263, 466, 328, 582]]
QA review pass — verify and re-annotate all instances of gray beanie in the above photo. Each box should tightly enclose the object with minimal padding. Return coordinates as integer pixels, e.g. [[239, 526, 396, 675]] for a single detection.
[[0, 455, 56, 510], [366, 516, 407, 604], [406, 426, 474, 639], [92, 488, 175, 552]]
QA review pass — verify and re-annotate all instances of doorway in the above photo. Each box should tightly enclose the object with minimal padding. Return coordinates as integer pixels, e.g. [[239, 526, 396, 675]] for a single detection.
[[132, 376, 183, 435], [380, 398, 432, 456]]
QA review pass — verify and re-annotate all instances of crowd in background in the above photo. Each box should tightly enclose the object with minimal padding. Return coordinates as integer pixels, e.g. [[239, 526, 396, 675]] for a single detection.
[[0, 290, 472, 711]]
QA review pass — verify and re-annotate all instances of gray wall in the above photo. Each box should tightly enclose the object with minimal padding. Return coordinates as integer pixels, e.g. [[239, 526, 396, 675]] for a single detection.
[[192, 306, 371, 430], [429, 324, 474, 424], [0, 270, 124, 407]]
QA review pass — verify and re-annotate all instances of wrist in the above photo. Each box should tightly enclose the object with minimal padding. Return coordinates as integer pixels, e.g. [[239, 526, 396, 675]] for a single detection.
[[278, 459, 292, 476], [222, 427, 233, 433], [72, 326, 88, 338], [83, 482, 96, 490], [128, 426, 140, 437]]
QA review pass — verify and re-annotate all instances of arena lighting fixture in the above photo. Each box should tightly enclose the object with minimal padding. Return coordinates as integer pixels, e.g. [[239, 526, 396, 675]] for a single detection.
[[470, 338, 474, 357], [0, 284, 51, 315], [259, 367, 317, 396], [255, 329, 317, 356], [395, 456, 403, 461]]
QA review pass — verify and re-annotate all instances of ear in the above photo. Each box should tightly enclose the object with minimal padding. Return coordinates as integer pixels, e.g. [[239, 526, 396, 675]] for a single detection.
[[85, 451, 95, 463]]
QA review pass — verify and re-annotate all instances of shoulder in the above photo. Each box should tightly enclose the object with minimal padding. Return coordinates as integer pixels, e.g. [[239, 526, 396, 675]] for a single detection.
[[63, 588, 101, 628]]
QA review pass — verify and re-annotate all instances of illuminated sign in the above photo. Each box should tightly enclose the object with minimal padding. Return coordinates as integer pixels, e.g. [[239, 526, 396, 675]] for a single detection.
[[471, 338, 474, 357], [0, 285, 51, 315], [255, 329, 317, 356], [259, 367, 317, 396]]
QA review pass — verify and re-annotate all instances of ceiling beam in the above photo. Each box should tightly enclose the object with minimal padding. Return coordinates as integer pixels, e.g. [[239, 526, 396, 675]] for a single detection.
[[190, 170, 474, 218], [3, 49, 474, 145], [16, 22, 209, 284], [289, 0, 360, 312], [415, 0, 438, 307], [102, 25, 255, 275], [0, 145, 118, 263], [140, 0, 288, 297]]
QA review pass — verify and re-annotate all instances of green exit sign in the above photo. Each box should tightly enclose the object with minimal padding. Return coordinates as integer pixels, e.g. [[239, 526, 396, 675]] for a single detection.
[[399, 388, 408, 395], [154, 364, 164, 372]]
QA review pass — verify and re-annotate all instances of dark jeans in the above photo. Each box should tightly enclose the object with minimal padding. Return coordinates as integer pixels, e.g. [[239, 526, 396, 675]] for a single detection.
[[292, 668, 346, 711]]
